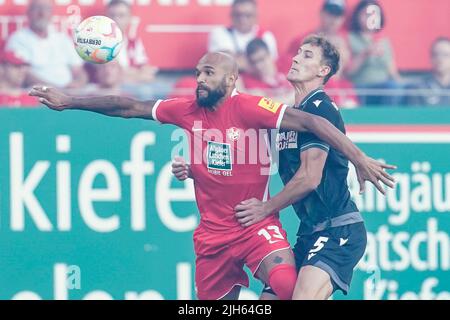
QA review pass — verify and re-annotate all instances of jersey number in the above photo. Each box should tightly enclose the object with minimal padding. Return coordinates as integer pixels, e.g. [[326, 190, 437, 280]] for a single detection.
[[258, 226, 285, 244], [307, 236, 329, 260]]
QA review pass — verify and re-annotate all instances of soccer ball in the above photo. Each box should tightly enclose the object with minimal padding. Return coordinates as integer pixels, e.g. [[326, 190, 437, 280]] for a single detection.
[[74, 16, 123, 64]]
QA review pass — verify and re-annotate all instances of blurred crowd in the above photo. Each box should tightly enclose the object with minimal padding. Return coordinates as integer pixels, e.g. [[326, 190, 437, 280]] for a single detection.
[[0, 0, 449, 108]]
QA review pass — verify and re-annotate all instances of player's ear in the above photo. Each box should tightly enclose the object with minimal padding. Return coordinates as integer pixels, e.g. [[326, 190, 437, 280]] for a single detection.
[[226, 73, 237, 86], [319, 65, 331, 78]]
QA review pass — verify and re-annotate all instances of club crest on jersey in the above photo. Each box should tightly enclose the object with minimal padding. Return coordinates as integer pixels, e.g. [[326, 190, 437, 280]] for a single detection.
[[227, 127, 241, 141], [258, 97, 281, 113]]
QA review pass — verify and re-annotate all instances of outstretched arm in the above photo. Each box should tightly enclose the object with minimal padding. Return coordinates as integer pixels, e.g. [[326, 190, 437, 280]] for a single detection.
[[280, 107, 396, 194], [29, 86, 157, 120]]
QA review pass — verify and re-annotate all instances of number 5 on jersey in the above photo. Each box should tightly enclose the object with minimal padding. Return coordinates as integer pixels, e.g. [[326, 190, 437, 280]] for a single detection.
[[308, 236, 329, 260]]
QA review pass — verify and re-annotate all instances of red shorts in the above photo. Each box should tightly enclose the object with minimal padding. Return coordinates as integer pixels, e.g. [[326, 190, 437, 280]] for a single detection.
[[193, 217, 291, 300]]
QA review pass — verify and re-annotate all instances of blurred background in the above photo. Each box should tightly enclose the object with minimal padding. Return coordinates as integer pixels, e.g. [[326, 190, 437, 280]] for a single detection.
[[0, 0, 449, 300]]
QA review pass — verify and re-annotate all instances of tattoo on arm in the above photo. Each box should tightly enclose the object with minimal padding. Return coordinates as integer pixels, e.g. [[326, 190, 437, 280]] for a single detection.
[[273, 256, 284, 264]]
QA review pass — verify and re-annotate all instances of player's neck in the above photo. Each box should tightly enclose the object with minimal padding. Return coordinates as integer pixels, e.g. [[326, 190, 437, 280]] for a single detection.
[[210, 98, 226, 111], [30, 26, 48, 38], [293, 81, 323, 106], [209, 88, 235, 111]]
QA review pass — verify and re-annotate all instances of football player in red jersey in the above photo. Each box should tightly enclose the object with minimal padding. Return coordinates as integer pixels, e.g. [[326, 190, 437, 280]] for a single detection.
[[30, 52, 395, 300]]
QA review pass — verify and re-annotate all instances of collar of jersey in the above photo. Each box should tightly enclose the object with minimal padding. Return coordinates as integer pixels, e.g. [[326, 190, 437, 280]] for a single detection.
[[300, 88, 324, 108]]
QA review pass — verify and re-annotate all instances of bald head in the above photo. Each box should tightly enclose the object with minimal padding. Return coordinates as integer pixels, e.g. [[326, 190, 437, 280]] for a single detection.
[[195, 52, 239, 110], [199, 52, 239, 78]]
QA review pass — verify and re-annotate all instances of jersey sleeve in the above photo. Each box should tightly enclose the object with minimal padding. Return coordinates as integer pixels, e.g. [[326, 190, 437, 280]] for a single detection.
[[152, 98, 193, 127], [239, 95, 288, 129], [299, 101, 340, 153]]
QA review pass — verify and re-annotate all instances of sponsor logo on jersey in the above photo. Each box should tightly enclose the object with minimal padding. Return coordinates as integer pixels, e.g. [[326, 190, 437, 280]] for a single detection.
[[258, 97, 281, 113], [276, 131, 298, 151], [207, 141, 232, 171]]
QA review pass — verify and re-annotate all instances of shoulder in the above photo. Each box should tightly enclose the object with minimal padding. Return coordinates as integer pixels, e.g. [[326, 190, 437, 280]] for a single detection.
[[7, 28, 33, 43], [49, 30, 73, 47], [234, 92, 257, 105], [235, 92, 269, 106], [236, 93, 286, 115], [53, 30, 72, 41], [303, 92, 340, 118], [154, 97, 197, 119], [261, 30, 276, 39], [209, 26, 230, 37], [159, 97, 196, 108]]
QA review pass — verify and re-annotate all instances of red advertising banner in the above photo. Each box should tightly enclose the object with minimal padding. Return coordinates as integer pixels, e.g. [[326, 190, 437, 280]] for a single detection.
[[0, 0, 449, 70]]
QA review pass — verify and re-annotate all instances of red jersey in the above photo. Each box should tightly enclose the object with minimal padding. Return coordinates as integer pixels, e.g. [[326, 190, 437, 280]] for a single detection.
[[153, 90, 288, 233]]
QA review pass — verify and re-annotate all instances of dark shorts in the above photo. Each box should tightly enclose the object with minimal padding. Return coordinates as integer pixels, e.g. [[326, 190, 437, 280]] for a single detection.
[[263, 222, 367, 296], [294, 222, 367, 294]]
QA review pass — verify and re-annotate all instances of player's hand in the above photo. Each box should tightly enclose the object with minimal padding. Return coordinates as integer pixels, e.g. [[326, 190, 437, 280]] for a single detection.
[[172, 156, 191, 181], [235, 198, 270, 228], [355, 155, 396, 195], [29, 86, 72, 111]]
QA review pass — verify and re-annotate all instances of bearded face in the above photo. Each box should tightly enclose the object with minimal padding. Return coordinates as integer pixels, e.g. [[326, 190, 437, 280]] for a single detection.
[[196, 76, 228, 109]]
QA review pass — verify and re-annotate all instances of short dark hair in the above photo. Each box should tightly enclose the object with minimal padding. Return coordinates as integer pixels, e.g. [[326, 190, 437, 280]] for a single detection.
[[349, 0, 385, 33], [107, 0, 131, 9], [246, 38, 269, 57], [232, 0, 257, 7], [302, 35, 340, 84]]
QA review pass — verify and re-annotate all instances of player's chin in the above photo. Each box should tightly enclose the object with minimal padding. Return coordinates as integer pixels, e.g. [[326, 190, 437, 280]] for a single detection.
[[286, 71, 299, 82]]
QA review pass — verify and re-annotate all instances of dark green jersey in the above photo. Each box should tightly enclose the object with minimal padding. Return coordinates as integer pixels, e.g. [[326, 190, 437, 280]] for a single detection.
[[276, 89, 362, 235]]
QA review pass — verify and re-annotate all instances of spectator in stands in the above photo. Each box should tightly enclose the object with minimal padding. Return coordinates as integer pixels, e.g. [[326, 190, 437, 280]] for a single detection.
[[167, 76, 197, 100], [106, 0, 158, 83], [240, 39, 293, 104], [345, 0, 402, 105], [0, 51, 39, 107], [277, 0, 357, 107], [82, 60, 124, 96], [208, 0, 278, 72], [325, 71, 359, 108], [279, 0, 349, 74], [5, 0, 87, 89], [406, 37, 450, 107]]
